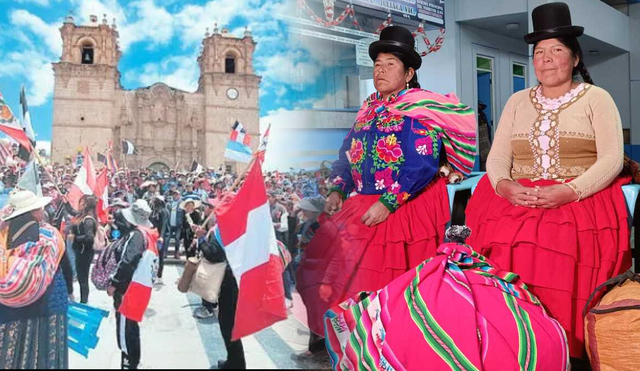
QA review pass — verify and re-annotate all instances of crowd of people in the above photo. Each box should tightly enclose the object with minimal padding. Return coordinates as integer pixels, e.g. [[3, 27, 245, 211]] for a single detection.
[[1, 2, 637, 371], [0, 156, 333, 369]]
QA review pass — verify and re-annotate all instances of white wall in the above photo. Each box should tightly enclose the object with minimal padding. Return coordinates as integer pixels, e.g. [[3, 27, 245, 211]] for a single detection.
[[583, 53, 631, 130], [456, 0, 527, 22], [458, 24, 529, 123], [416, 0, 460, 96], [630, 3, 640, 145]]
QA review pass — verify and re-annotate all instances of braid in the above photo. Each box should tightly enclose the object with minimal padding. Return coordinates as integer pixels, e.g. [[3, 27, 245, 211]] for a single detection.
[[576, 62, 594, 85]]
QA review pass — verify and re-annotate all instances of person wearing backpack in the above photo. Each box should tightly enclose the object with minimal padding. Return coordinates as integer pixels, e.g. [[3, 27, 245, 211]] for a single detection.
[[107, 200, 159, 370], [68, 195, 98, 304]]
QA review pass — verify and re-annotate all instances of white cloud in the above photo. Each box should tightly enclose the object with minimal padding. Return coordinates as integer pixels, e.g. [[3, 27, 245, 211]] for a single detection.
[[128, 54, 199, 92], [0, 50, 55, 106], [70, 0, 173, 52], [261, 51, 322, 85], [36, 140, 51, 155], [174, 0, 250, 45], [119, 0, 174, 50], [9, 9, 62, 56]]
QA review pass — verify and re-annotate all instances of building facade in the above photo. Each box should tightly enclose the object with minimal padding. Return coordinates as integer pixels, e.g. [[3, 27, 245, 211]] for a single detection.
[[51, 15, 260, 172]]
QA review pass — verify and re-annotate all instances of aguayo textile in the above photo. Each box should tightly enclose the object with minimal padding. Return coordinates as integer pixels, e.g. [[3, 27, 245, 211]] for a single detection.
[[324, 242, 569, 371], [354, 89, 476, 176], [0, 224, 65, 308]]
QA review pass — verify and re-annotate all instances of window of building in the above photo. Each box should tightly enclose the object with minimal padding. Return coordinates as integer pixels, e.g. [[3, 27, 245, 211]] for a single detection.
[[476, 55, 495, 171], [512, 63, 527, 93], [81, 47, 94, 64], [225, 57, 236, 74]]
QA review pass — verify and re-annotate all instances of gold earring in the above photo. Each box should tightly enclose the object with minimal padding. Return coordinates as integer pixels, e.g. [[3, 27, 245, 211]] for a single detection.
[[406, 81, 409, 89]]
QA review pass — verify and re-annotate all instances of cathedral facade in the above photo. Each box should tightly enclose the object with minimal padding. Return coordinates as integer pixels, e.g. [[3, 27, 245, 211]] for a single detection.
[[51, 14, 261, 172]]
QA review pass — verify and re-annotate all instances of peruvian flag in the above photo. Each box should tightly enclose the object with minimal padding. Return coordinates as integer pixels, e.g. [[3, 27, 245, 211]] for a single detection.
[[215, 159, 287, 340], [67, 147, 97, 210], [0, 91, 32, 151], [95, 169, 109, 224], [118, 226, 159, 322]]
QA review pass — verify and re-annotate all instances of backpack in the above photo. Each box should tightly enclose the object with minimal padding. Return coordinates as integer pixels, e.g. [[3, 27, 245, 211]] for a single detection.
[[83, 216, 107, 252], [91, 240, 119, 291], [584, 270, 640, 371]]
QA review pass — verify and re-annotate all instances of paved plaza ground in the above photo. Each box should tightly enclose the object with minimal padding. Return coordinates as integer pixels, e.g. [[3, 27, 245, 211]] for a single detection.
[[69, 262, 331, 370]]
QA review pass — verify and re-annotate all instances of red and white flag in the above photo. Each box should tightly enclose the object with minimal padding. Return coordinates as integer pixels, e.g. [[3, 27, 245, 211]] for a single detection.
[[256, 123, 270, 164], [67, 147, 97, 210], [95, 169, 109, 224], [0, 141, 13, 165], [215, 159, 287, 340], [0, 92, 32, 151], [118, 226, 159, 322]]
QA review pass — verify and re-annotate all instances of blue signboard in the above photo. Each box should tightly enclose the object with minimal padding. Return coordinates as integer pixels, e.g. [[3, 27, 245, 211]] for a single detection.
[[351, 0, 445, 26]]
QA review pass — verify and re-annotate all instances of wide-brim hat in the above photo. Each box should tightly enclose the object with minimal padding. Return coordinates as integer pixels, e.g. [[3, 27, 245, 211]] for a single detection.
[[180, 198, 202, 210], [524, 2, 584, 44], [299, 196, 326, 213], [109, 198, 130, 209], [1, 190, 52, 221], [122, 199, 153, 228], [369, 25, 422, 70]]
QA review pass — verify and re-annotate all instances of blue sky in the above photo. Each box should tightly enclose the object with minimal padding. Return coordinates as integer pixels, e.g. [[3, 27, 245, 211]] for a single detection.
[[0, 0, 316, 145]]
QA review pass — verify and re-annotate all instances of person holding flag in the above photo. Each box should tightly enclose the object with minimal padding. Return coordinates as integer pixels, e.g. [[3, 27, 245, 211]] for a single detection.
[[107, 200, 158, 370]]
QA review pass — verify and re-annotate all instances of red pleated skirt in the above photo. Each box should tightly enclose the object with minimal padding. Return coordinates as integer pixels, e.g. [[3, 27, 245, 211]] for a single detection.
[[466, 175, 632, 358], [296, 177, 450, 336]]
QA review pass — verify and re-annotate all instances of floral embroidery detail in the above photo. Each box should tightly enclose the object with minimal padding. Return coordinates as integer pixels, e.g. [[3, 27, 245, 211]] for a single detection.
[[332, 176, 343, 185], [354, 107, 376, 132], [375, 135, 403, 164], [376, 114, 404, 133], [374, 168, 394, 191], [381, 192, 399, 210], [398, 192, 411, 205], [352, 169, 363, 192], [389, 181, 401, 194], [415, 136, 434, 156], [349, 138, 365, 165]]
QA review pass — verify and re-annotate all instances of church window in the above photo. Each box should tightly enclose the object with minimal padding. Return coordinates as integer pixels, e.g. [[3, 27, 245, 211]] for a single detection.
[[82, 47, 94, 64], [225, 56, 236, 74]]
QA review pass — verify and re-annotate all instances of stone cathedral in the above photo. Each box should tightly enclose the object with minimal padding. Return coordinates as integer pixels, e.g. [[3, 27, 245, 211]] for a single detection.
[[51, 14, 261, 172]]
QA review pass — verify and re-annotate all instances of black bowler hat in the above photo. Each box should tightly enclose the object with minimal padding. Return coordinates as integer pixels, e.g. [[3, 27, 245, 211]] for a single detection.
[[524, 2, 584, 44], [369, 26, 422, 70]]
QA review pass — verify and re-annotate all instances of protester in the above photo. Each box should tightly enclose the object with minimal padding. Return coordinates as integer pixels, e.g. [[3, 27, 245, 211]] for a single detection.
[[149, 196, 169, 285], [181, 198, 202, 258], [108, 200, 158, 370], [70, 194, 98, 304], [196, 196, 246, 369]]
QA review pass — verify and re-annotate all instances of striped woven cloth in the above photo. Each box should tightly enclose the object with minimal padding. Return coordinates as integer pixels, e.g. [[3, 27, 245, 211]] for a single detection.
[[276, 240, 292, 270], [355, 89, 477, 176], [324, 242, 569, 371], [0, 223, 65, 308]]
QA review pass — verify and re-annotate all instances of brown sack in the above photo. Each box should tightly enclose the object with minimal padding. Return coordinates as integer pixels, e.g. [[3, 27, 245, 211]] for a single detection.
[[177, 257, 200, 293], [584, 271, 640, 371]]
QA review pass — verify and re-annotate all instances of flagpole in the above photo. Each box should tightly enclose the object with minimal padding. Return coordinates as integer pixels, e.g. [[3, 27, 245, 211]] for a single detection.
[[32, 149, 64, 195], [197, 152, 259, 229]]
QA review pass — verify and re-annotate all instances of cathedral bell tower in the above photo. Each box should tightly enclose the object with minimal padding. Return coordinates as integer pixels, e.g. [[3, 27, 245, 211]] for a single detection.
[[51, 14, 120, 164], [197, 25, 261, 171]]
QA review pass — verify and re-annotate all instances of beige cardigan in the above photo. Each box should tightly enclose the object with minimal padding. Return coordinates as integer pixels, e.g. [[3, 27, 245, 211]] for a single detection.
[[486, 84, 623, 200]]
